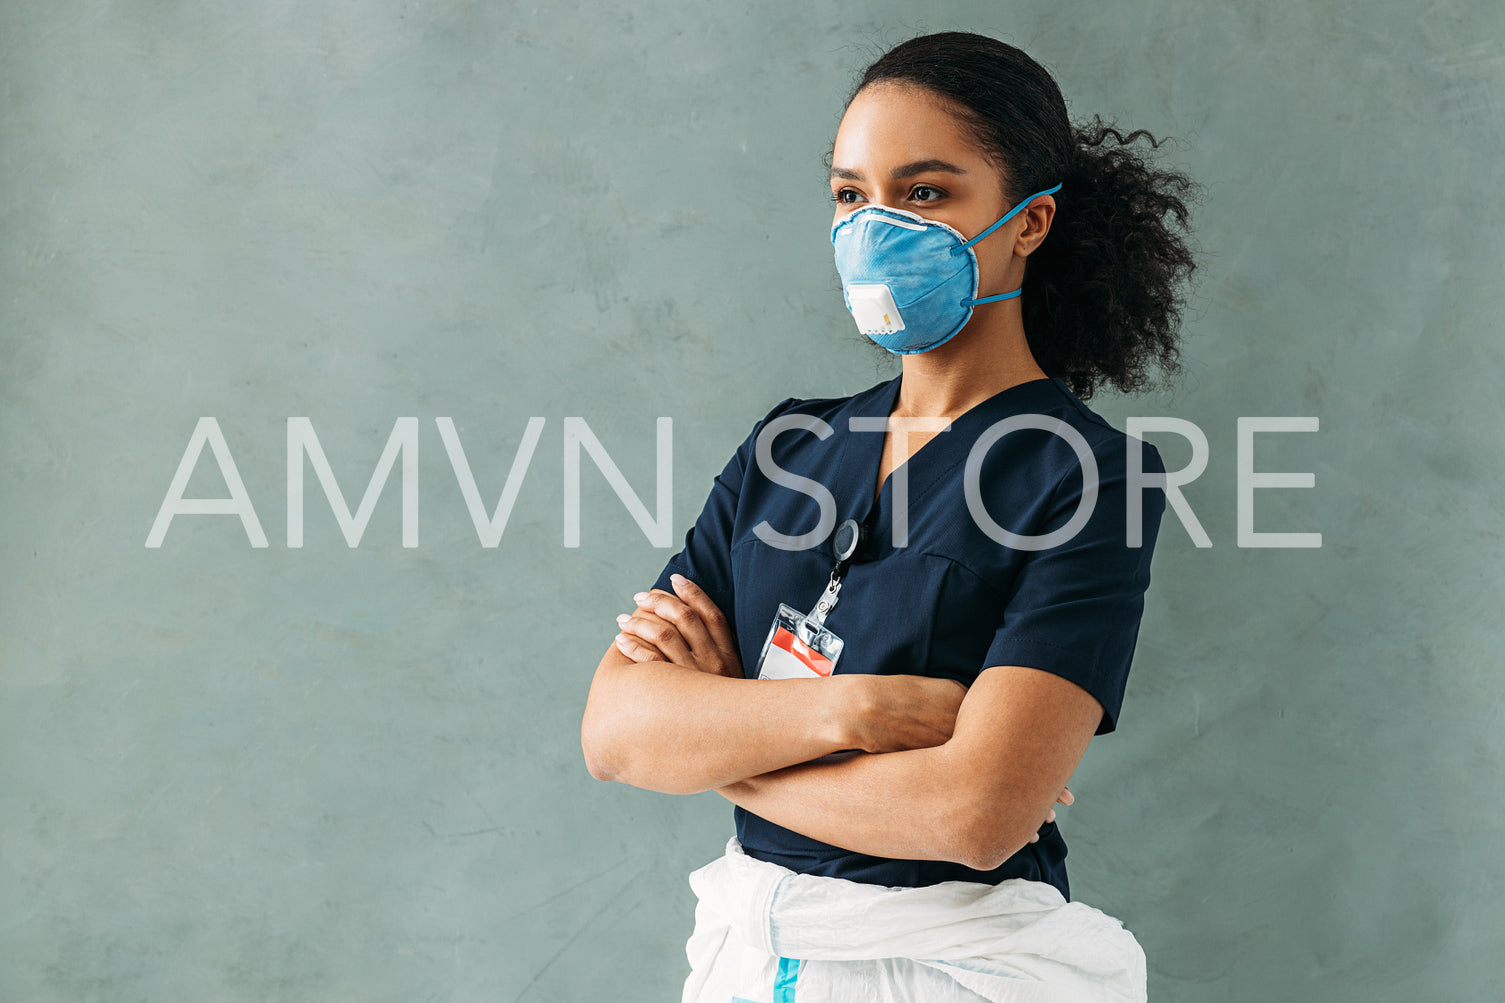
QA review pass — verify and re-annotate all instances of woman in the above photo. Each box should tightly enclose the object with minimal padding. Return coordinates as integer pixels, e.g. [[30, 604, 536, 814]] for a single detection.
[[582, 30, 1196, 1002]]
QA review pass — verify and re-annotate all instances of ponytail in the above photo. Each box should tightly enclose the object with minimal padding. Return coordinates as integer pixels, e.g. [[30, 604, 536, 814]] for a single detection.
[[1022, 117, 1198, 399]]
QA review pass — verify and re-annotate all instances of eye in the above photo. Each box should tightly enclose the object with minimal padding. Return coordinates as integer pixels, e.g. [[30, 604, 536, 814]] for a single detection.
[[830, 188, 865, 205], [909, 184, 945, 203]]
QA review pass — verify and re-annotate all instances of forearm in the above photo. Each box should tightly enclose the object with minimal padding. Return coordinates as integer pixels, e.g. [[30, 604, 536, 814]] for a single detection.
[[581, 658, 859, 795], [716, 742, 1032, 871]]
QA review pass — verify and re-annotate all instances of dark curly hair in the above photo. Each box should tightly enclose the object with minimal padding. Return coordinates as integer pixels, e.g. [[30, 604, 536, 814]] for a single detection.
[[850, 31, 1199, 400]]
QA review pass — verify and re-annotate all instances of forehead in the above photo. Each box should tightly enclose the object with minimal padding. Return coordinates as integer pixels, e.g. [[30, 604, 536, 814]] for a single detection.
[[832, 82, 992, 172]]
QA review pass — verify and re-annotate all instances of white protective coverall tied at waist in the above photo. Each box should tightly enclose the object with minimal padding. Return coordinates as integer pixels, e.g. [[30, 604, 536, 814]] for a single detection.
[[682, 837, 1146, 1003]]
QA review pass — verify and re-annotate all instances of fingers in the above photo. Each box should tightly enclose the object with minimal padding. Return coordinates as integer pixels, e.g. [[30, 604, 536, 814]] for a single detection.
[[631, 583, 720, 662], [617, 605, 694, 664], [614, 606, 669, 662], [611, 577, 740, 677], [1030, 792, 1073, 843], [614, 629, 665, 662], [668, 574, 737, 656], [1030, 807, 1060, 843], [1031, 788, 1075, 842]]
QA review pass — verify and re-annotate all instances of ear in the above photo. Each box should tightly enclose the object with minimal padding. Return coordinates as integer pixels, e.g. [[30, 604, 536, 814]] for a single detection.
[[1013, 196, 1056, 258]]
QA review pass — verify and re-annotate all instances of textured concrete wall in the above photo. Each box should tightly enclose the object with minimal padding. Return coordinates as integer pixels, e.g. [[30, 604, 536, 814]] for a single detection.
[[3, 1, 1502, 1000]]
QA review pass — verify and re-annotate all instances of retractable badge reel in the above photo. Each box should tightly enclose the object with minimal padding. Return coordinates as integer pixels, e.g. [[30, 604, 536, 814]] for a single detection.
[[754, 518, 868, 680]]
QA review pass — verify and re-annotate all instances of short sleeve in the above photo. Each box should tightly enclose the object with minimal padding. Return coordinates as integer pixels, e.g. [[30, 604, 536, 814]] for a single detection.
[[981, 436, 1167, 735], [647, 397, 800, 659]]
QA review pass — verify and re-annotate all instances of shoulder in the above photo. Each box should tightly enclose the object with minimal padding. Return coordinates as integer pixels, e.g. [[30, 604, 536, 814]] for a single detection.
[[980, 378, 1164, 485], [1045, 379, 1161, 471], [756, 379, 888, 424], [739, 378, 894, 446], [957, 379, 1167, 550]]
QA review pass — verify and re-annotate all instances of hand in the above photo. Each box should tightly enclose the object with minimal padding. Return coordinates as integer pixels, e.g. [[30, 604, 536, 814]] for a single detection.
[[1027, 785, 1074, 844], [614, 574, 744, 679], [844, 674, 968, 753]]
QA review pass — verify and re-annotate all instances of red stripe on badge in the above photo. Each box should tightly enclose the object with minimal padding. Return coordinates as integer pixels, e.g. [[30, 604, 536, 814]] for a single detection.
[[770, 625, 834, 677]]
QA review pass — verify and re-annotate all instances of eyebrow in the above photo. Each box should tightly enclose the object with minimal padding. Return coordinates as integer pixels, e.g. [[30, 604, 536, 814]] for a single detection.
[[829, 159, 969, 182]]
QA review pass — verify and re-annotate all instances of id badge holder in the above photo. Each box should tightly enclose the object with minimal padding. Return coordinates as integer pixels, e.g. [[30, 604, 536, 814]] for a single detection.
[[755, 595, 845, 680], [753, 518, 866, 681]]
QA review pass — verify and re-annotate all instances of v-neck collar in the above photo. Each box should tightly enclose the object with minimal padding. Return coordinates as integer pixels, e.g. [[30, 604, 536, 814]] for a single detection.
[[836, 372, 1066, 529]]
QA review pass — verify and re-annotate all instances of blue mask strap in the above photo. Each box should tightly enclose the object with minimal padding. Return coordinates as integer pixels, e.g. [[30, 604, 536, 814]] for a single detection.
[[963, 287, 1024, 307], [950, 182, 1063, 256], [954, 182, 1062, 307]]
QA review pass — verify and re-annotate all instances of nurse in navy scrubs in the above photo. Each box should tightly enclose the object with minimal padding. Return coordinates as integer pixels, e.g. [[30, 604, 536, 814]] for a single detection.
[[582, 30, 1197, 1000]]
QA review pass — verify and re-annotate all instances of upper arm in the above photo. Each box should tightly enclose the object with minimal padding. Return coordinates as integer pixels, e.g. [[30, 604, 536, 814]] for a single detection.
[[924, 427, 1167, 867], [942, 663, 1105, 869], [978, 432, 1168, 736]]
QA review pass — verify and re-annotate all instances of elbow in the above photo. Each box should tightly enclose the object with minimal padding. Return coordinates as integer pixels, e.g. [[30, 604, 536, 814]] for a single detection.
[[957, 839, 1024, 875], [582, 745, 616, 783], [579, 663, 709, 795], [581, 727, 708, 795], [581, 664, 638, 783], [581, 714, 694, 793], [947, 800, 1032, 873], [580, 709, 621, 783], [952, 826, 1027, 874]]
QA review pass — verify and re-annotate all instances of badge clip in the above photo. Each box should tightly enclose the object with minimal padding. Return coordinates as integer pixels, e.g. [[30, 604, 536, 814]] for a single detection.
[[752, 518, 869, 681]]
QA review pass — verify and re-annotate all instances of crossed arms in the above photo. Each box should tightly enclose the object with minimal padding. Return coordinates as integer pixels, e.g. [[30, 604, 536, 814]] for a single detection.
[[580, 575, 1099, 873]]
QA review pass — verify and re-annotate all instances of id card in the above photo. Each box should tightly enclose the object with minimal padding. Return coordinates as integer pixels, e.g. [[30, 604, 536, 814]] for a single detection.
[[755, 603, 845, 680]]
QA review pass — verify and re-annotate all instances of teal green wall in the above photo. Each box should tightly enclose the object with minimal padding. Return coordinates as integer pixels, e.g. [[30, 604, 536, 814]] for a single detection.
[[4, 2, 1501, 1000]]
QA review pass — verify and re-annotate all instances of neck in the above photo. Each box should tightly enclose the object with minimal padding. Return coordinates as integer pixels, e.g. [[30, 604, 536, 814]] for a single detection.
[[892, 301, 1047, 417]]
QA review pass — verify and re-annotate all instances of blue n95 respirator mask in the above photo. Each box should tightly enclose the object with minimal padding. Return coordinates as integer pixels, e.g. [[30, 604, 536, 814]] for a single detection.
[[830, 183, 1062, 354]]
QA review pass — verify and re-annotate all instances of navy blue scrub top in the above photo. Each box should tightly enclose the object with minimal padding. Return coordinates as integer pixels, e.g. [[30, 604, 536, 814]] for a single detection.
[[649, 374, 1167, 902]]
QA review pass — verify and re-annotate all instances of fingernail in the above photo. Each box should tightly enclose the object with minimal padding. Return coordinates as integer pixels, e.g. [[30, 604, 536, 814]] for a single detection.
[[615, 633, 629, 646], [670, 573, 688, 589], [633, 592, 648, 603], [616, 613, 630, 623]]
